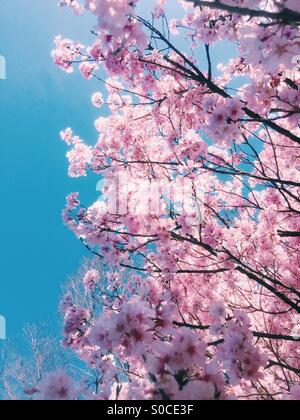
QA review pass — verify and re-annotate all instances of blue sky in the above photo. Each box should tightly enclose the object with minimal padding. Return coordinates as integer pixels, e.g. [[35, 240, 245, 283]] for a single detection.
[[0, 0, 238, 343], [0, 0, 103, 339]]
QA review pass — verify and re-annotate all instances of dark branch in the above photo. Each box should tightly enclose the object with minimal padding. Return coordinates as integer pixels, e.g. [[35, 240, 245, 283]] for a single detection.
[[278, 230, 300, 238], [173, 321, 300, 342], [186, 0, 300, 25], [267, 361, 300, 375]]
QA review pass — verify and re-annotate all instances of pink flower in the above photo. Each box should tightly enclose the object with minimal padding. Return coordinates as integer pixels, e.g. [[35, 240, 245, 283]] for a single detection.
[[84, 0, 139, 38], [154, 0, 167, 19], [83, 269, 100, 291], [60, 294, 73, 313], [177, 381, 216, 400], [51, 36, 79, 73], [60, 128, 74, 145], [281, 0, 300, 13], [91, 92, 104, 108], [39, 371, 78, 401], [79, 62, 98, 80], [217, 314, 267, 385], [66, 192, 80, 211], [225, 98, 244, 121], [210, 108, 227, 128], [59, 0, 85, 14], [210, 302, 226, 320], [66, 142, 92, 177], [289, 385, 300, 400], [167, 330, 207, 372], [64, 306, 90, 335]]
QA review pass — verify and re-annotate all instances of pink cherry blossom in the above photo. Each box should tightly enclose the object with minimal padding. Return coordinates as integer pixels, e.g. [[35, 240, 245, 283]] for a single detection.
[[65, 139, 92, 178], [83, 269, 100, 291], [51, 36, 80, 73], [39, 371, 78, 401], [44, 0, 300, 401], [289, 385, 300, 400], [91, 92, 104, 108], [60, 127, 73, 145], [79, 62, 98, 80]]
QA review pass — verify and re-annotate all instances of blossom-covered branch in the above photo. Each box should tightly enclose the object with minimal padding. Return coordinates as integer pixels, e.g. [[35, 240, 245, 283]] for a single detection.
[[37, 0, 300, 401], [186, 0, 300, 25]]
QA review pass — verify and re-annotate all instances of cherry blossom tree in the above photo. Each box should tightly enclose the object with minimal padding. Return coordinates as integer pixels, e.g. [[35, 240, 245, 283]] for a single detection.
[[43, 0, 300, 400]]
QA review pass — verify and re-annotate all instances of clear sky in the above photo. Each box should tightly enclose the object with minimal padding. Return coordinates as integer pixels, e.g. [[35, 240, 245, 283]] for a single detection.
[[0, 0, 103, 339], [0, 0, 237, 343]]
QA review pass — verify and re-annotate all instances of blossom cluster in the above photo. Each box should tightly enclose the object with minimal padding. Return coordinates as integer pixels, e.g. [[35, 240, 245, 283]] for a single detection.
[[56, 273, 268, 400], [45, 0, 300, 401]]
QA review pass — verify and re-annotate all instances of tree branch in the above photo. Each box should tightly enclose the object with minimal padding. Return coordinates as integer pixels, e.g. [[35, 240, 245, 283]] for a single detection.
[[141, 19, 300, 145], [186, 0, 300, 25], [173, 321, 300, 342], [278, 230, 300, 238], [267, 361, 300, 375]]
